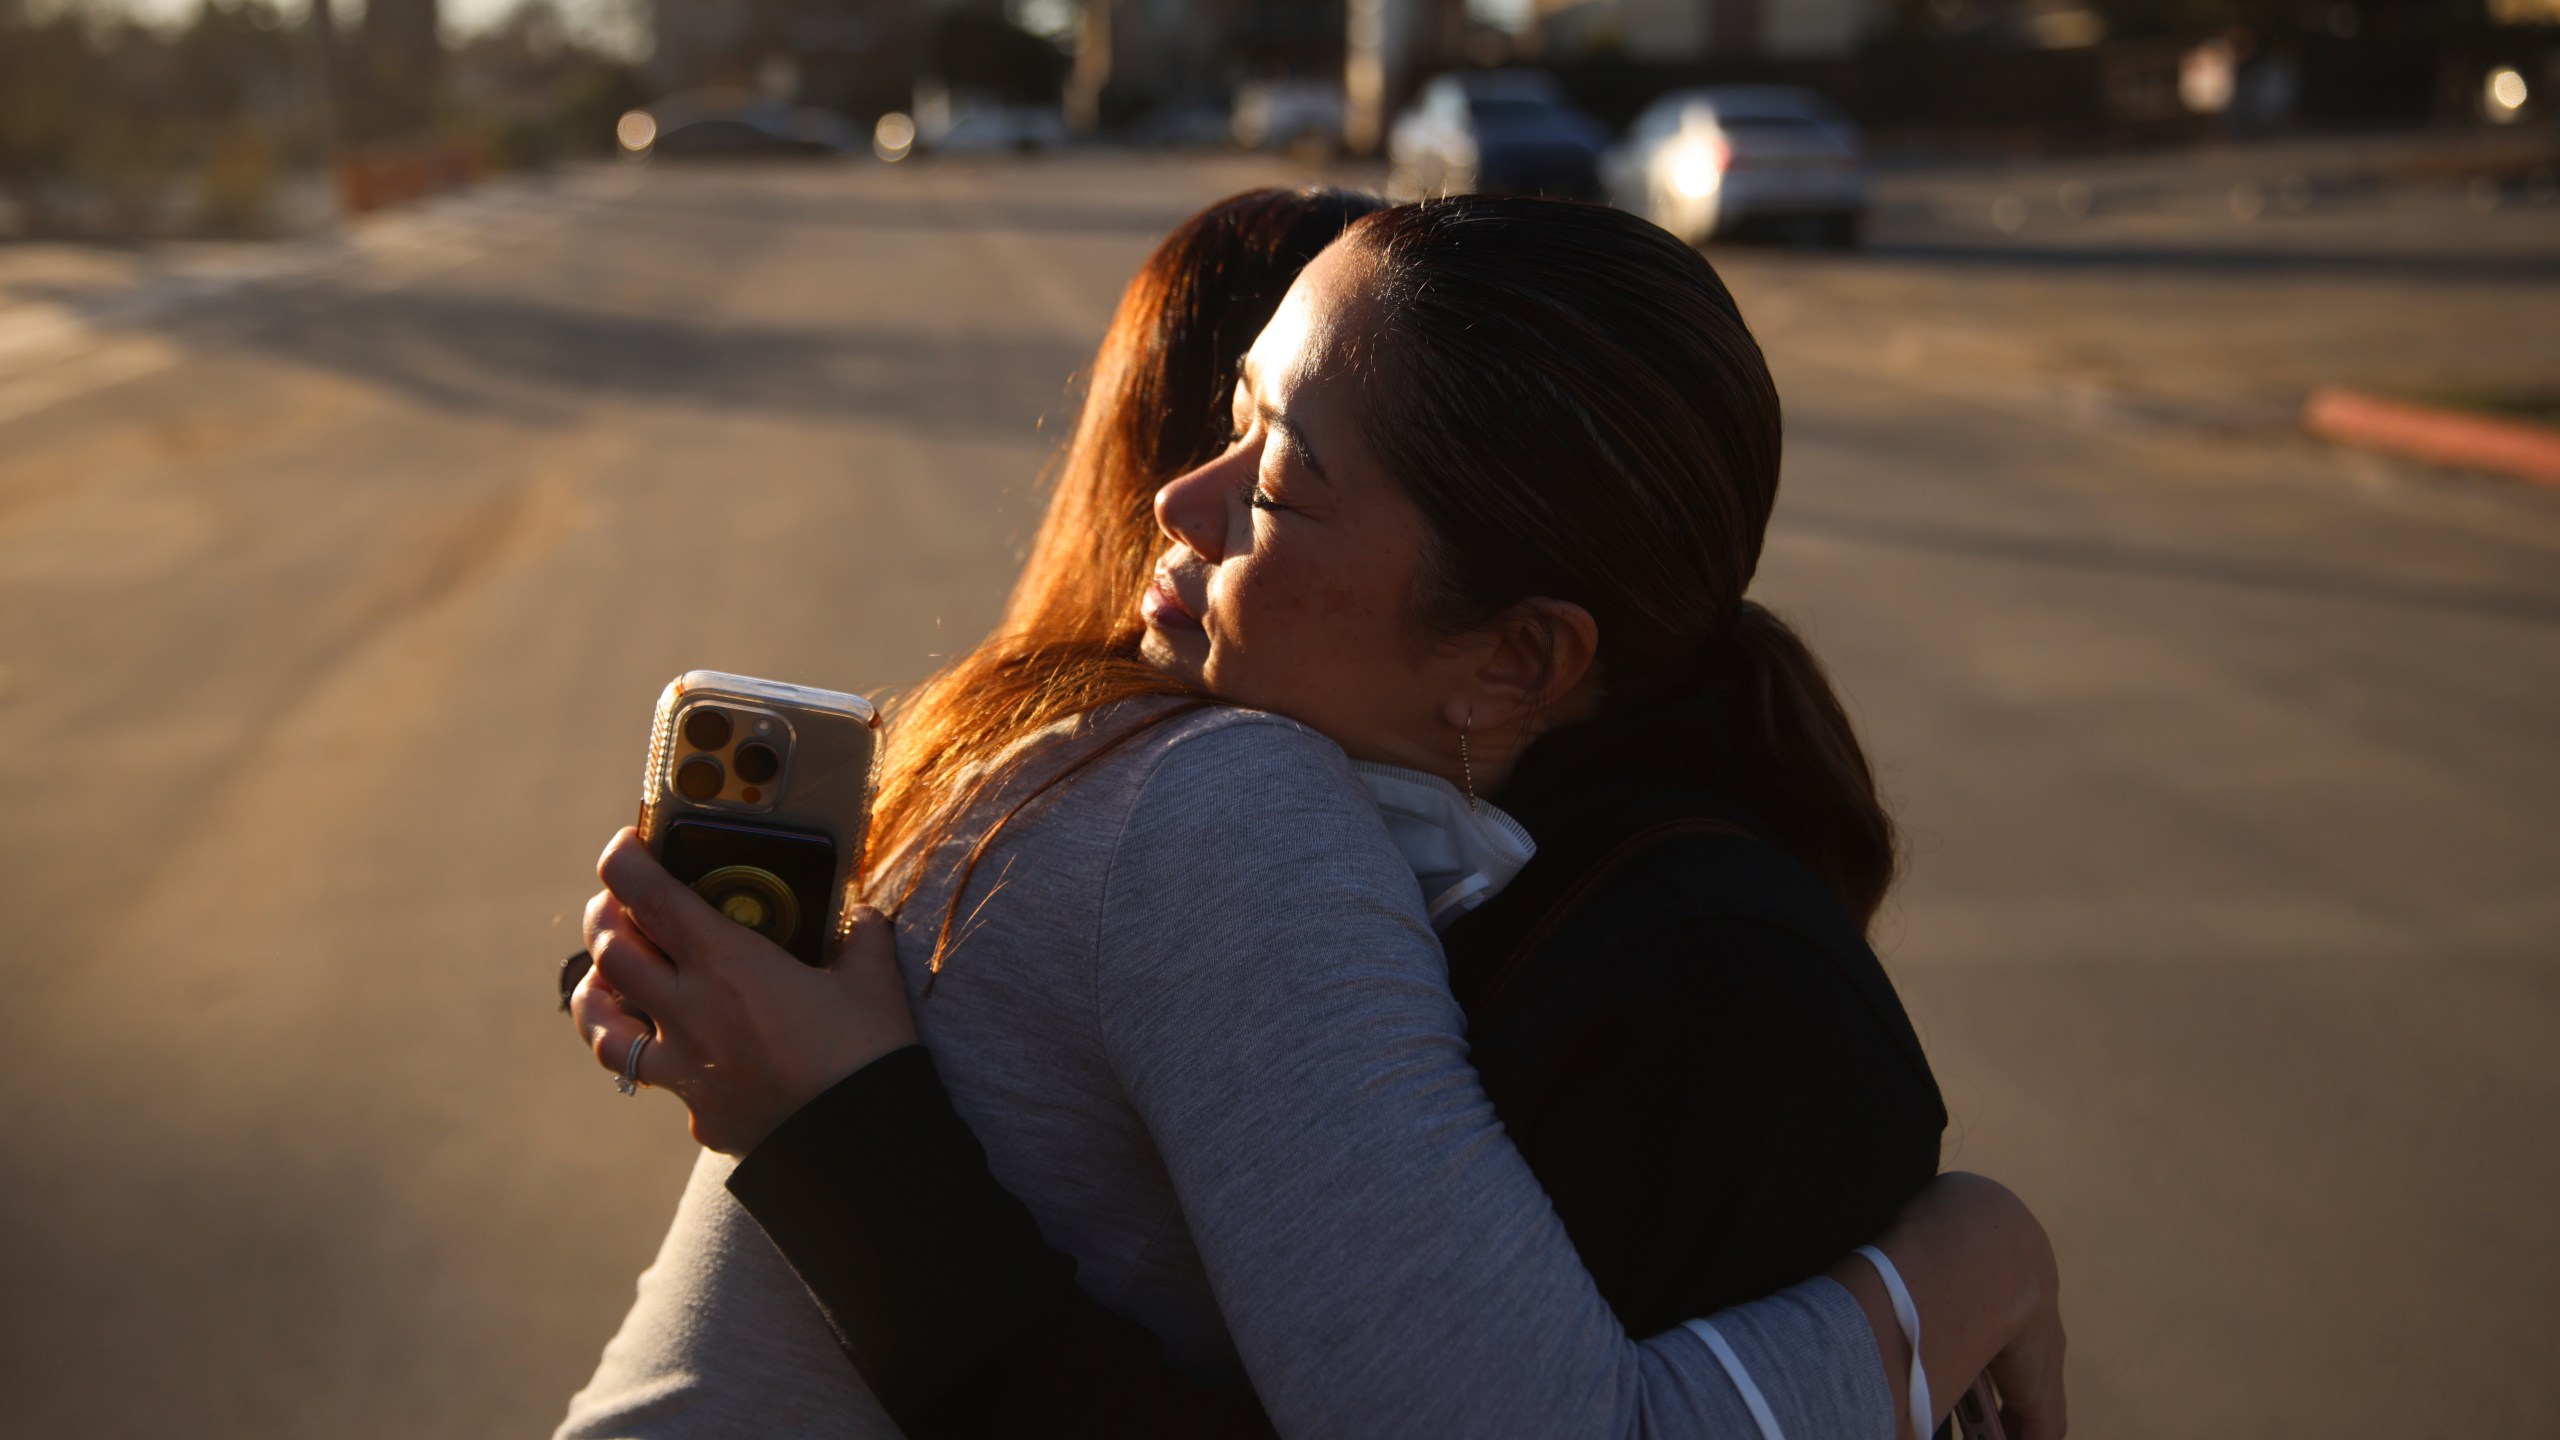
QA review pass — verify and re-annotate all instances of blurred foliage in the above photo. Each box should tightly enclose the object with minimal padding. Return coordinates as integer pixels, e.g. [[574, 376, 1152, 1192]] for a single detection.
[[929, 6, 1072, 104], [449, 0, 649, 169], [0, 0, 641, 239], [197, 122, 284, 234], [0, 0, 306, 235]]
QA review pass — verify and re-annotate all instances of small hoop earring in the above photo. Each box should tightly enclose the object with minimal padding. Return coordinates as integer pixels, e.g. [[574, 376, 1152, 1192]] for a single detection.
[[1458, 709, 1480, 813]]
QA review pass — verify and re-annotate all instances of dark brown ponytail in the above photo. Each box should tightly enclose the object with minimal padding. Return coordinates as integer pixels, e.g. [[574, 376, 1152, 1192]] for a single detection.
[[1700, 600, 1897, 929], [1343, 197, 1897, 930]]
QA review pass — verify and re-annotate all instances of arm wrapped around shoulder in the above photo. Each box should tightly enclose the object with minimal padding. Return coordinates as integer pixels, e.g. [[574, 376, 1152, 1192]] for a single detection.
[[1083, 716, 1902, 1439]]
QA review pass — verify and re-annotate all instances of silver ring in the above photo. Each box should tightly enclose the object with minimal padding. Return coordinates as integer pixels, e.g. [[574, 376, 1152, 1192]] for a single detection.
[[616, 1031, 650, 1096]]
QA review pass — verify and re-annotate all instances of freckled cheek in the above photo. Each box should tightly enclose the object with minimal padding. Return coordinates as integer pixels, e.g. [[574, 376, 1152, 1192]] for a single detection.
[[1305, 540, 1413, 639], [1221, 561, 1410, 701], [1208, 560, 1300, 655], [1216, 546, 1389, 644]]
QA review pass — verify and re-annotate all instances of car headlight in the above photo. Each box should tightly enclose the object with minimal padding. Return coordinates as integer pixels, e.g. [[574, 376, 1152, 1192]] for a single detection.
[[1669, 139, 1726, 198]]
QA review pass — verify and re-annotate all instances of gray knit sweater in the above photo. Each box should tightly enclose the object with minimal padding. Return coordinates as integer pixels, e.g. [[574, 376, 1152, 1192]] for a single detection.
[[559, 704, 1895, 1440]]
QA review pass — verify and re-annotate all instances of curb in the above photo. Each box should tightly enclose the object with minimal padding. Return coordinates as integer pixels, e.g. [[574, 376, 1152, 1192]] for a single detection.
[[2302, 386, 2560, 489]]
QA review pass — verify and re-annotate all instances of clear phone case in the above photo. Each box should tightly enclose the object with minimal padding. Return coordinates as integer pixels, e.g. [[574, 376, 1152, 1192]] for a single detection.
[[637, 670, 879, 950]]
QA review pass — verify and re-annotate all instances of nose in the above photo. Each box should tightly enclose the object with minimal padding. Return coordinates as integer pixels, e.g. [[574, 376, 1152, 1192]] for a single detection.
[[1153, 451, 1240, 564]]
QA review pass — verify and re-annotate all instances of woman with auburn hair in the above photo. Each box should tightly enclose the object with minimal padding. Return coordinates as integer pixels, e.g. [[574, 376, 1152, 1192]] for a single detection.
[[869, 186, 1386, 869], [562, 194, 2065, 1440]]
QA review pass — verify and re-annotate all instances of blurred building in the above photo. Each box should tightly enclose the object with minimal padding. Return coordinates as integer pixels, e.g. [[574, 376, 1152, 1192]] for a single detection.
[[1098, 0, 1446, 116], [650, 0, 931, 115], [1101, 0, 1350, 106], [361, 0, 445, 136], [643, 0, 1482, 136], [1536, 0, 1881, 60]]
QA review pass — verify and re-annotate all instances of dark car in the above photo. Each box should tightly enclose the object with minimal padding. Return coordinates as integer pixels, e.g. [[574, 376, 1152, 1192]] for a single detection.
[[625, 91, 860, 160], [1388, 71, 1608, 201]]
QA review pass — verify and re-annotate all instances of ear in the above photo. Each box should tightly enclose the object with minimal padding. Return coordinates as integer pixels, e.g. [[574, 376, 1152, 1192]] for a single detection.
[[1444, 597, 1599, 733]]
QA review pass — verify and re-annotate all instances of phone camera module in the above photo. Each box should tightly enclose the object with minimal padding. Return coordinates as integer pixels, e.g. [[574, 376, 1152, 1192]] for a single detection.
[[682, 707, 733, 751], [734, 742, 780, 785], [676, 755, 725, 801]]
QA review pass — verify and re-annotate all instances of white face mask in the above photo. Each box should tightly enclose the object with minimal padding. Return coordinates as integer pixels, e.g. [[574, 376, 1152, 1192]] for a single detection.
[[1350, 761, 1538, 932]]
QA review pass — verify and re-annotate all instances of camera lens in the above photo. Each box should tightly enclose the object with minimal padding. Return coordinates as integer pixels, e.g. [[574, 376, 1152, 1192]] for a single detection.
[[682, 707, 732, 751], [734, 742, 780, 785], [675, 755, 724, 800]]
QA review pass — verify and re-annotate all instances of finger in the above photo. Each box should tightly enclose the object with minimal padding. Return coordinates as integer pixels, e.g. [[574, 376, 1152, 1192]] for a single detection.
[[822, 905, 922, 1055], [591, 903, 681, 1020], [582, 887, 617, 956], [2017, 1323, 2066, 1440], [827, 905, 897, 973], [2006, 1399, 2062, 1440], [829, 907, 914, 1011], [570, 969, 651, 1075], [598, 828, 726, 965], [587, 890, 644, 964], [2020, 1367, 2067, 1440], [1994, 1361, 2065, 1440]]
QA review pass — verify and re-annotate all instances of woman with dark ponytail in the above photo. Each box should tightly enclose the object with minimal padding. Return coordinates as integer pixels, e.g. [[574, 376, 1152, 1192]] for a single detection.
[[1344, 195, 1898, 935], [565, 195, 2065, 1440]]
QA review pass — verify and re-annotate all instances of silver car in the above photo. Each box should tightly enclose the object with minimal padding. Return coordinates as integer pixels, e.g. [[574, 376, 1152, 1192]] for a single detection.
[[1604, 86, 1869, 246]]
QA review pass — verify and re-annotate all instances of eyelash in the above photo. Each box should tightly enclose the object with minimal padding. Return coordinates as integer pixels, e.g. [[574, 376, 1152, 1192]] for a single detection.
[[1222, 416, 1291, 513]]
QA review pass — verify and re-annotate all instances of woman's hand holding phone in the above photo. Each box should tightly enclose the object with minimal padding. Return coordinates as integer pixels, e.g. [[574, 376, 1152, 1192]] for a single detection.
[[573, 827, 918, 1155]]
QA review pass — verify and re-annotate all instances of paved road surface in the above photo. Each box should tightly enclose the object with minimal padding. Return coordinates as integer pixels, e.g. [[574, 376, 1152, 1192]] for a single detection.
[[2, 151, 2554, 1437]]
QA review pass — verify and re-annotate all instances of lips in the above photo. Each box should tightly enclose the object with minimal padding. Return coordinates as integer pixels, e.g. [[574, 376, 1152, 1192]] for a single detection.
[[1142, 565, 1204, 631]]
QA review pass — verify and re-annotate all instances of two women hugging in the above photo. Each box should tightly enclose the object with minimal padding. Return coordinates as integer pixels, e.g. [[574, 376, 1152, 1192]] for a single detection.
[[562, 189, 2068, 1440]]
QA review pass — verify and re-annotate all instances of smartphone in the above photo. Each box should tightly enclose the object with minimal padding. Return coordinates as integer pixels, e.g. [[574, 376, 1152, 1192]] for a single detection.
[[560, 670, 877, 1006], [633, 670, 880, 965]]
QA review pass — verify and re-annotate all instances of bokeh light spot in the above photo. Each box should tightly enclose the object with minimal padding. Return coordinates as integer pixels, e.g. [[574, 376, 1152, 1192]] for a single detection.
[[616, 110, 657, 153], [874, 111, 917, 163]]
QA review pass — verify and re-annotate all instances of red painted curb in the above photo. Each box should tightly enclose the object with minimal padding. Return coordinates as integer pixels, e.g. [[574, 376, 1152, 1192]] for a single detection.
[[2302, 386, 2560, 489]]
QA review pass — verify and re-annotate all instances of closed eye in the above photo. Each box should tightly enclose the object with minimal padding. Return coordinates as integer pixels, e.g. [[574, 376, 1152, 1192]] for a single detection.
[[1248, 482, 1292, 514]]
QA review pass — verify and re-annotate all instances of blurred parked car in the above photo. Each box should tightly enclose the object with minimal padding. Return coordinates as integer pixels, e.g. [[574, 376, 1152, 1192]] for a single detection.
[[1388, 71, 1608, 200], [920, 95, 1069, 154], [1233, 80, 1346, 153], [1604, 86, 1868, 246], [1133, 102, 1238, 149], [631, 91, 860, 159]]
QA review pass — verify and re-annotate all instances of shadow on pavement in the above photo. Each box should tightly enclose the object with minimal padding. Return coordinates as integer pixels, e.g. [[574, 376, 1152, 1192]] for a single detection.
[[603, 177, 1203, 240], [1792, 508, 2560, 627], [213, 282, 1095, 432], [1854, 239, 2560, 286]]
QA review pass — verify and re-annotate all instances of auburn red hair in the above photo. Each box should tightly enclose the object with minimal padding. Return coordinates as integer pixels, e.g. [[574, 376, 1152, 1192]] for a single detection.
[[866, 188, 1386, 960]]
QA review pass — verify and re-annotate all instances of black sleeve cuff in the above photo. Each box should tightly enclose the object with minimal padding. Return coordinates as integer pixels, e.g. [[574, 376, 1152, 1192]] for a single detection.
[[727, 1045, 1076, 1427]]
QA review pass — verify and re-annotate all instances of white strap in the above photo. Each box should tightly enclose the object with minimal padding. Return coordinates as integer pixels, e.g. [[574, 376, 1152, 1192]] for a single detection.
[[1855, 1244, 1934, 1440], [1682, 1319, 1787, 1440]]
